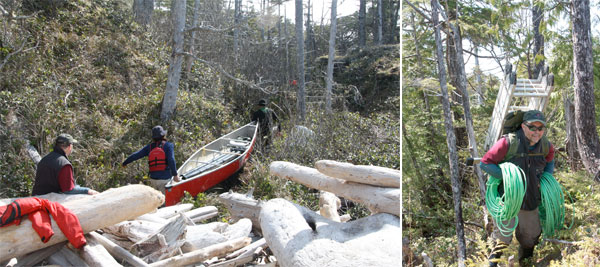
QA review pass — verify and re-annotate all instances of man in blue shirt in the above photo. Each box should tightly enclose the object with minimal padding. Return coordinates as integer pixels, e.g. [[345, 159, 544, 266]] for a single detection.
[[122, 126, 180, 194]]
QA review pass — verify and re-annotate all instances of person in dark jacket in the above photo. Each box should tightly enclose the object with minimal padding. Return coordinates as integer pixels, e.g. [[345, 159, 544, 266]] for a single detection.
[[32, 134, 99, 196], [251, 99, 279, 148], [480, 110, 555, 266], [122, 126, 180, 194]]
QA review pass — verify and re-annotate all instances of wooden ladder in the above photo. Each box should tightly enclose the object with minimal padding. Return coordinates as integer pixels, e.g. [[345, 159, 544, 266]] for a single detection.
[[483, 63, 554, 151]]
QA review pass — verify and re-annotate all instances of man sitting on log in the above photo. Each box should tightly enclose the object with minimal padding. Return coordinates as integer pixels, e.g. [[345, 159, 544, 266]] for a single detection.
[[32, 133, 99, 196]]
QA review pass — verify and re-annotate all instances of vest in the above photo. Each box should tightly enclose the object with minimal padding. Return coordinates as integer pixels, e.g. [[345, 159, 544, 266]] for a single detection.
[[32, 148, 71, 195], [502, 129, 548, 210]]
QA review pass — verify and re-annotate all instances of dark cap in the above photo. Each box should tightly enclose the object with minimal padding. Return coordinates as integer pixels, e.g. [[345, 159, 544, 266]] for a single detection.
[[55, 133, 78, 145], [523, 110, 546, 126], [258, 99, 267, 106], [152, 126, 167, 139]]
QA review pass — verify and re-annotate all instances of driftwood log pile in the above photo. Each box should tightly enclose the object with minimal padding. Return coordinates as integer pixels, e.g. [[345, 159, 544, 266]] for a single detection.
[[1, 160, 400, 267]]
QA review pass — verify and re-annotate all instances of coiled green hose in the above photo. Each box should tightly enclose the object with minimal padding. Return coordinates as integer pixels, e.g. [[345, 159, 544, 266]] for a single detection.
[[485, 162, 527, 237], [539, 172, 573, 237]]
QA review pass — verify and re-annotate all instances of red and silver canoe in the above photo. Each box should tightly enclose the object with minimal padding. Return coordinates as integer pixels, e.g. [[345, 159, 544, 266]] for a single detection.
[[164, 122, 258, 206]]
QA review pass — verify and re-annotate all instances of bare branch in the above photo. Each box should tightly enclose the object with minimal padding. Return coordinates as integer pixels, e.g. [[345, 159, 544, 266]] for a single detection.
[[403, 0, 432, 23], [0, 39, 39, 71], [179, 52, 278, 95], [462, 48, 503, 59]]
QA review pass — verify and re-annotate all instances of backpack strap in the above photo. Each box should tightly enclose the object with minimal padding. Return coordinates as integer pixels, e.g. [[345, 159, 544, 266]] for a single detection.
[[505, 133, 520, 160]]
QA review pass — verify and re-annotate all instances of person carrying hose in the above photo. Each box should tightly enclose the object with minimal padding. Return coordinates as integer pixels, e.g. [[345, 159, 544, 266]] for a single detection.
[[480, 110, 555, 266]]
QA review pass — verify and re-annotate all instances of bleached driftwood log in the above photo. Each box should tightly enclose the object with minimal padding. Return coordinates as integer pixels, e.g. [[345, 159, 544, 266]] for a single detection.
[[149, 237, 251, 267], [136, 214, 169, 225], [151, 203, 194, 219], [222, 218, 252, 240], [89, 231, 150, 267], [260, 198, 401, 267], [315, 160, 400, 188], [101, 232, 135, 251], [103, 220, 164, 243], [184, 206, 218, 223], [181, 219, 251, 253], [211, 238, 268, 267], [218, 192, 262, 230], [132, 214, 186, 263], [319, 191, 341, 222], [47, 245, 89, 267], [181, 223, 228, 253], [12, 241, 66, 267], [0, 184, 164, 262], [270, 161, 400, 216], [189, 210, 218, 224], [225, 238, 267, 260], [79, 233, 122, 267], [340, 214, 351, 222], [0, 193, 87, 206]]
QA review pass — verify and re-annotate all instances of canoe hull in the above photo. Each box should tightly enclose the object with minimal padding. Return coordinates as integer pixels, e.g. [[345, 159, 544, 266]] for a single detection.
[[164, 123, 257, 206]]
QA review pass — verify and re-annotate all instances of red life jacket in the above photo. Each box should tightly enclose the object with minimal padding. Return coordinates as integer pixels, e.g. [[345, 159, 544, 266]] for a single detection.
[[148, 141, 167, 172], [0, 197, 86, 249]]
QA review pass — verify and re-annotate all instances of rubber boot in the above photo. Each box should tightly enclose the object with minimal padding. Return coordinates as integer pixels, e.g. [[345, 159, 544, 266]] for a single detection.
[[518, 246, 535, 266], [488, 241, 508, 267]]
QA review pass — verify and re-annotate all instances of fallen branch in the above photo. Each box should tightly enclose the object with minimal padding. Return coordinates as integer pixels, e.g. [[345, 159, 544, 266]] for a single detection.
[[89, 231, 150, 267], [149, 237, 251, 267], [79, 234, 123, 267]]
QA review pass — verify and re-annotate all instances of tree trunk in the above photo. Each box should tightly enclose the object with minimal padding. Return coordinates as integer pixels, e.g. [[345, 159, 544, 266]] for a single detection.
[[184, 0, 201, 74], [295, 0, 306, 122], [325, 0, 337, 114], [376, 0, 383, 45], [563, 90, 580, 170], [473, 45, 484, 105], [234, 0, 241, 62], [446, 3, 487, 212], [572, 0, 600, 179], [444, 7, 462, 107], [305, 0, 314, 84], [133, 0, 153, 28], [431, 1, 466, 265], [160, 0, 186, 122], [358, 0, 366, 47], [532, 2, 544, 79], [388, 0, 400, 44]]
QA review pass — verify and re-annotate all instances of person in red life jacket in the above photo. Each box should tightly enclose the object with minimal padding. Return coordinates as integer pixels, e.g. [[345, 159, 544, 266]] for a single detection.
[[32, 134, 99, 196], [251, 99, 280, 149], [122, 126, 180, 194], [480, 110, 555, 267]]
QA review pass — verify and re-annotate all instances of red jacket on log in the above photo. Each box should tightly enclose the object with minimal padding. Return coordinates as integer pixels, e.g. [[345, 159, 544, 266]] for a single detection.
[[0, 197, 86, 249]]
